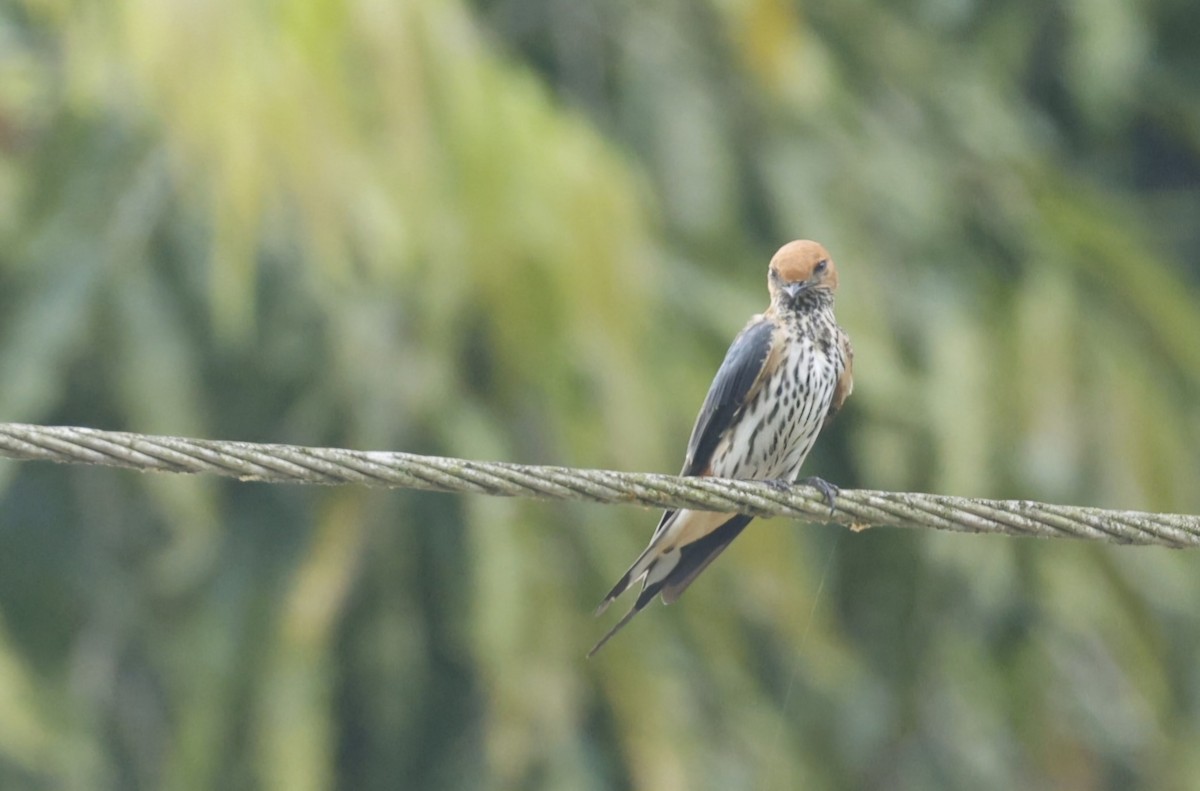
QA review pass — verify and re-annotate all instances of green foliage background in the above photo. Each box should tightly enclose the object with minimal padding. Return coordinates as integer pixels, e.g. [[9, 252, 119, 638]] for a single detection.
[[2, 0, 1200, 788]]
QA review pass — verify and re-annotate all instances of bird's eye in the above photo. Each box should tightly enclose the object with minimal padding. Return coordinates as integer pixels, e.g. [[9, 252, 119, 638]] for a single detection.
[[814, 259, 828, 274]]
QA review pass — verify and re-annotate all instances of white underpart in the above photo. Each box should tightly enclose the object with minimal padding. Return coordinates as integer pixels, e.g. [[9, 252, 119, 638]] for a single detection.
[[638, 333, 841, 564], [711, 335, 840, 482], [626, 320, 844, 587]]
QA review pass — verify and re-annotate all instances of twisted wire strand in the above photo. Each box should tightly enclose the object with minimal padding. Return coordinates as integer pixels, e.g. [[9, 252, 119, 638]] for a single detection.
[[0, 422, 1196, 548]]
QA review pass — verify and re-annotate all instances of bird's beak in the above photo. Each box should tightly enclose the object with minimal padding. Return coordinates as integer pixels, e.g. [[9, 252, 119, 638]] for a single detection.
[[783, 281, 809, 300]]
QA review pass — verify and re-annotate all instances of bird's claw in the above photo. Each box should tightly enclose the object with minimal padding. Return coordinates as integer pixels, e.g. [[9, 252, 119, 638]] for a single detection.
[[761, 477, 838, 518], [800, 476, 839, 517]]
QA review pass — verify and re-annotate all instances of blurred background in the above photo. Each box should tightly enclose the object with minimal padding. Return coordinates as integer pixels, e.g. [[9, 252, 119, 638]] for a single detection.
[[1, 0, 1199, 788]]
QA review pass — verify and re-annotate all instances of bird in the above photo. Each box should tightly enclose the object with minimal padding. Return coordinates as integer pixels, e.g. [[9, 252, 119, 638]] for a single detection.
[[588, 239, 854, 657]]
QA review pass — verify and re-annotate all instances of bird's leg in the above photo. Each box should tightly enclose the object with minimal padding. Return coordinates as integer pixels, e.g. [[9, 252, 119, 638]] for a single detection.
[[763, 478, 792, 492], [799, 476, 839, 517]]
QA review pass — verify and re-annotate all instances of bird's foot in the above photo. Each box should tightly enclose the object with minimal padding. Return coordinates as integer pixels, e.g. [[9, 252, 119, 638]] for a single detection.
[[800, 476, 839, 517], [763, 478, 793, 493]]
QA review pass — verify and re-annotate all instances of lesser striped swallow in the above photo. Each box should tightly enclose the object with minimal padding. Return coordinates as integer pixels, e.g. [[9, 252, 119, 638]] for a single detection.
[[589, 240, 854, 656]]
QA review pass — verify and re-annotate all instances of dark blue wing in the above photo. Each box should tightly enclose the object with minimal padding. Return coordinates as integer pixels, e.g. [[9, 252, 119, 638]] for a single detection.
[[680, 317, 777, 477], [589, 317, 779, 644]]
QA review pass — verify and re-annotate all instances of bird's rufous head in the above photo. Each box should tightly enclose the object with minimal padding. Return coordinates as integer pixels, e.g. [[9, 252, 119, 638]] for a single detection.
[[767, 240, 838, 305]]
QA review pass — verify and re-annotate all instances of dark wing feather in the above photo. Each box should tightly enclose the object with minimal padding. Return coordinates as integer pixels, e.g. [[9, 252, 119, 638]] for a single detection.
[[681, 317, 778, 476], [588, 575, 670, 657], [590, 317, 777, 641], [659, 514, 753, 603], [589, 515, 753, 655]]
